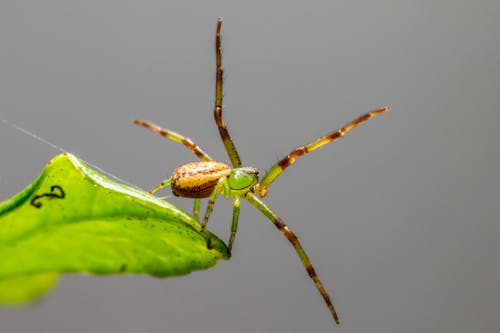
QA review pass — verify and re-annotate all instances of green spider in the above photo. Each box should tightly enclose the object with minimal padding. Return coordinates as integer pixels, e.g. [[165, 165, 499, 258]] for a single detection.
[[134, 18, 389, 324]]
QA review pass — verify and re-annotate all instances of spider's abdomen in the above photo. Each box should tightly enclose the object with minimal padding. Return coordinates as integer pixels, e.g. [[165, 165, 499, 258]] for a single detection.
[[171, 161, 231, 198]]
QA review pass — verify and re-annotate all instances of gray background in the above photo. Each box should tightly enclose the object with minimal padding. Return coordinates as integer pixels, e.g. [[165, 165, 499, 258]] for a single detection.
[[1, 1, 499, 332]]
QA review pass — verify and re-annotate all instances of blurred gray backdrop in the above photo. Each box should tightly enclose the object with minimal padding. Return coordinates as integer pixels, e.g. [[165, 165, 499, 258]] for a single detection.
[[1, 1, 499, 333]]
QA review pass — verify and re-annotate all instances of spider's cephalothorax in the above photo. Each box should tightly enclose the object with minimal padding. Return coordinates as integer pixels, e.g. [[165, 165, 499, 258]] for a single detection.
[[133, 18, 390, 325]]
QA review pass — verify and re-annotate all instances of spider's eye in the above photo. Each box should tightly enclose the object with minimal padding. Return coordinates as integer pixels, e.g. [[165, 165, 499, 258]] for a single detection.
[[228, 167, 259, 190]]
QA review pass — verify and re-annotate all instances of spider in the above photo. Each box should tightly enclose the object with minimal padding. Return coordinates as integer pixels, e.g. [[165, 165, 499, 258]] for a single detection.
[[133, 18, 389, 324]]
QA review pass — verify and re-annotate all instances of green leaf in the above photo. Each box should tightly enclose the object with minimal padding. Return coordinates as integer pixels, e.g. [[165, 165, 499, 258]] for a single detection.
[[0, 153, 229, 304], [0, 273, 59, 304]]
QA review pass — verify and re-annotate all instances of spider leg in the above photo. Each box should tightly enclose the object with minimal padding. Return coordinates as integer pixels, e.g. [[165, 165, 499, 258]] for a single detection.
[[258, 107, 389, 196], [227, 197, 241, 252], [200, 177, 229, 231], [193, 198, 201, 222], [213, 18, 242, 168], [134, 121, 208, 221], [246, 192, 340, 324], [133, 119, 212, 161], [149, 178, 171, 194]]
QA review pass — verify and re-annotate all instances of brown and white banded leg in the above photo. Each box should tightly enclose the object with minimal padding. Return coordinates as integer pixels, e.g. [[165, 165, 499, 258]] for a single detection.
[[213, 18, 242, 168], [133, 120, 210, 219], [257, 107, 389, 196], [133, 119, 213, 162], [245, 192, 340, 324]]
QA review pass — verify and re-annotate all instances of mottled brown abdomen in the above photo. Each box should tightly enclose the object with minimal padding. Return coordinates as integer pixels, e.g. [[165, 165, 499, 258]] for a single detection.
[[171, 161, 231, 198]]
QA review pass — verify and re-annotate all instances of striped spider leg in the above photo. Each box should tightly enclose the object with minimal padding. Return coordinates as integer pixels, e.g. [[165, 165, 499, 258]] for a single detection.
[[132, 119, 213, 222], [256, 106, 389, 197], [133, 18, 390, 325]]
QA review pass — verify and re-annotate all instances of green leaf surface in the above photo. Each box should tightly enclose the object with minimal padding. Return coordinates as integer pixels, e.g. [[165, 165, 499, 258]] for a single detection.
[[0, 153, 229, 303], [0, 273, 58, 304]]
